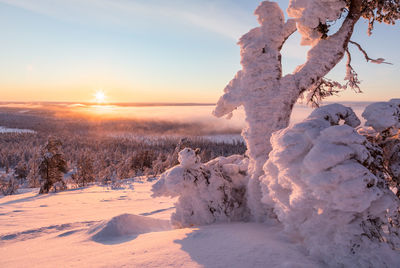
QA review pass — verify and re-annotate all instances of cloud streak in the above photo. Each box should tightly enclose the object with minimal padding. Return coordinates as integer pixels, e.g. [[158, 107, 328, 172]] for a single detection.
[[0, 0, 255, 40]]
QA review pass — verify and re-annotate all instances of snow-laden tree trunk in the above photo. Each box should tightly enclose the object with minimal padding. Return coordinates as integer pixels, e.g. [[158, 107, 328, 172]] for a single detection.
[[241, 90, 300, 221], [214, 0, 363, 220]]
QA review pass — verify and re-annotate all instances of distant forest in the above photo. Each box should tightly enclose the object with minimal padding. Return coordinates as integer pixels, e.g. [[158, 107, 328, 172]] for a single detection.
[[0, 106, 246, 190]]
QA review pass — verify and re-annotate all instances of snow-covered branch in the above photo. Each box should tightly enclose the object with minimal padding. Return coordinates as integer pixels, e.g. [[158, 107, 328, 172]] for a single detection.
[[292, 0, 363, 95]]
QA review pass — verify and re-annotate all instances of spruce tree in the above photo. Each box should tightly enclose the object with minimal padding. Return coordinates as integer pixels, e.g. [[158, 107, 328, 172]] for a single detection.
[[38, 137, 67, 194]]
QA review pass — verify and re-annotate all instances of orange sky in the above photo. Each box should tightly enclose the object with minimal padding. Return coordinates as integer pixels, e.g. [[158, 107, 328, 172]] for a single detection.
[[0, 0, 398, 104]]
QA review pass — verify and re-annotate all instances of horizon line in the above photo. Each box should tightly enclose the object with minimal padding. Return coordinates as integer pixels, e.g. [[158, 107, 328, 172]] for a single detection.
[[0, 101, 217, 107], [0, 100, 375, 108]]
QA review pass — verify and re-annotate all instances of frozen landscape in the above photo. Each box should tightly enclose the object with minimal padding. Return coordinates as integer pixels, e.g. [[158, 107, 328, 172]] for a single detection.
[[1, 100, 399, 267], [1, 0, 400, 267], [0, 180, 321, 268]]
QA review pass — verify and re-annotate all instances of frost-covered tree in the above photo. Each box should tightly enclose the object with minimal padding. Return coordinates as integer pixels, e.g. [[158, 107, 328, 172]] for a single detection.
[[261, 104, 400, 267], [362, 99, 400, 196], [0, 173, 18, 195], [74, 154, 95, 187], [38, 138, 68, 194], [14, 161, 28, 183], [213, 0, 399, 220], [152, 148, 249, 227], [27, 152, 41, 188]]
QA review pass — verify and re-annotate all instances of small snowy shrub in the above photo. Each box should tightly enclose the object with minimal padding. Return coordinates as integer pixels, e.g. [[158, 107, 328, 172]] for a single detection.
[[152, 148, 249, 227], [0, 173, 19, 195], [262, 104, 400, 267]]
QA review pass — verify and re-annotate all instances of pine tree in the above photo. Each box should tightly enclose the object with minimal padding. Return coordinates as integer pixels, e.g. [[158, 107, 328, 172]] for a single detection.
[[75, 154, 95, 186], [27, 152, 40, 188], [14, 161, 28, 183], [38, 137, 67, 194]]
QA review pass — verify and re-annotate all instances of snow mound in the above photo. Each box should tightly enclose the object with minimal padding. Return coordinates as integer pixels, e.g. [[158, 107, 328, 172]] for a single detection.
[[152, 148, 249, 227], [262, 103, 400, 267], [90, 214, 171, 243], [362, 99, 400, 133]]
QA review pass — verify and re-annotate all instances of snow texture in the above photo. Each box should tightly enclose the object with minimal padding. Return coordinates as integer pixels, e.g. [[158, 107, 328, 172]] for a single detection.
[[0, 181, 323, 267], [362, 99, 400, 133], [288, 0, 345, 45], [213, 0, 360, 221], [213, 1, 297, 222], [262, 103, 400, 267], [362, 99, 400, 196], [152, 148, 250, 227], [90, 214, 171, 243]]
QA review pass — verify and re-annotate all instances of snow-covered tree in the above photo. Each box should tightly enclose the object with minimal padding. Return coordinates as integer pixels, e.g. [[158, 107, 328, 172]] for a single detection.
[[213, 0, 399, 220], [27, 151, 41, 188], [261, 104, 400, 266], [14, 161, 28, 183], [38, 138, 68, 194], [0, 173, 18, 195], [74, 154, 95, 187], [362, 99, 400, 196], [152, 148, 249, 227]]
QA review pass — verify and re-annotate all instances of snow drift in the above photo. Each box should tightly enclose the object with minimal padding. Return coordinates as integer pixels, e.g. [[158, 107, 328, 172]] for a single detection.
[[90, 214, 171, 243]]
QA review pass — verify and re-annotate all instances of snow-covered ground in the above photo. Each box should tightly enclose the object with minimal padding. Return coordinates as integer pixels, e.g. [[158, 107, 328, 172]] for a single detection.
[[0, 126, 35, 134], [0, 180, 320, 267]]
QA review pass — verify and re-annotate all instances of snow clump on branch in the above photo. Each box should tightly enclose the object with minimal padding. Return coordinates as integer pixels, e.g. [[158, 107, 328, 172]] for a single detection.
[[288, 0, 346, 45], [262, 103, 400, 267], [152, 148, 249, 227]]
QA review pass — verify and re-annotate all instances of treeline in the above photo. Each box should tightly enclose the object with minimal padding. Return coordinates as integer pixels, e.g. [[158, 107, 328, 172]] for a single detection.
[[0, 131, 246, 191], [0, 106, 245, 194]]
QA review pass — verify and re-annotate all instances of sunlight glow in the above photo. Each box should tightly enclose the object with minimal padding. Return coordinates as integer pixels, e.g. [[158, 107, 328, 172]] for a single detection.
[[94, 90, 106, 104]]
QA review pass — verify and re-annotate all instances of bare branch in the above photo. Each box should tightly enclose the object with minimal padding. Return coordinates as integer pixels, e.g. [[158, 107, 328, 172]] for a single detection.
[[307, 78, 344, 108], [349, 40, 393, 64], [306, 47, 365, 108], [345, 48, 362, 92]]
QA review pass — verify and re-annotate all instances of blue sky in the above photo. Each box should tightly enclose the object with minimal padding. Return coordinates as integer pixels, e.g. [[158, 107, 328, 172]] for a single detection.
[[0, 0, 398, 103]]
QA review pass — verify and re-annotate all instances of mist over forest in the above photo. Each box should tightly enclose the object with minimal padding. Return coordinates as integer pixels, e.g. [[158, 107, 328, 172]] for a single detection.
[[0, 103, 248, 191], [0, 101, 370, 192]]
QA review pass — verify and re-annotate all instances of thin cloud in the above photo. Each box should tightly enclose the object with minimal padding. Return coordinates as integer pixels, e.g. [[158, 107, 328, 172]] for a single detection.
[[0, 0, 254, 40]]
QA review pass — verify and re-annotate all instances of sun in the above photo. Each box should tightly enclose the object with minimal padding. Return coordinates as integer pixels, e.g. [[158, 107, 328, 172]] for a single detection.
[[94, 90, 106, 104]]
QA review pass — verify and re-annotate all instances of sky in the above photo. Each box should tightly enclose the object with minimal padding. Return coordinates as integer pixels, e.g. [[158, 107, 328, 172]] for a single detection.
[[0, 0, 399, 103]]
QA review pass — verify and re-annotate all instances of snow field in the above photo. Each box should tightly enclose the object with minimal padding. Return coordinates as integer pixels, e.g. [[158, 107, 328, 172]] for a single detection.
[[0, 180, 321, 267]]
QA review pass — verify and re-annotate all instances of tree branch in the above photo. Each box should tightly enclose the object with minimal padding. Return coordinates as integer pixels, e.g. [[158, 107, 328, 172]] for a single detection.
[[279, 19, 297, 50], [349, 40, 393, 64], [306, 78, 343, 108], [289, 0, 363, 95], [345, 48, 362, 92]]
